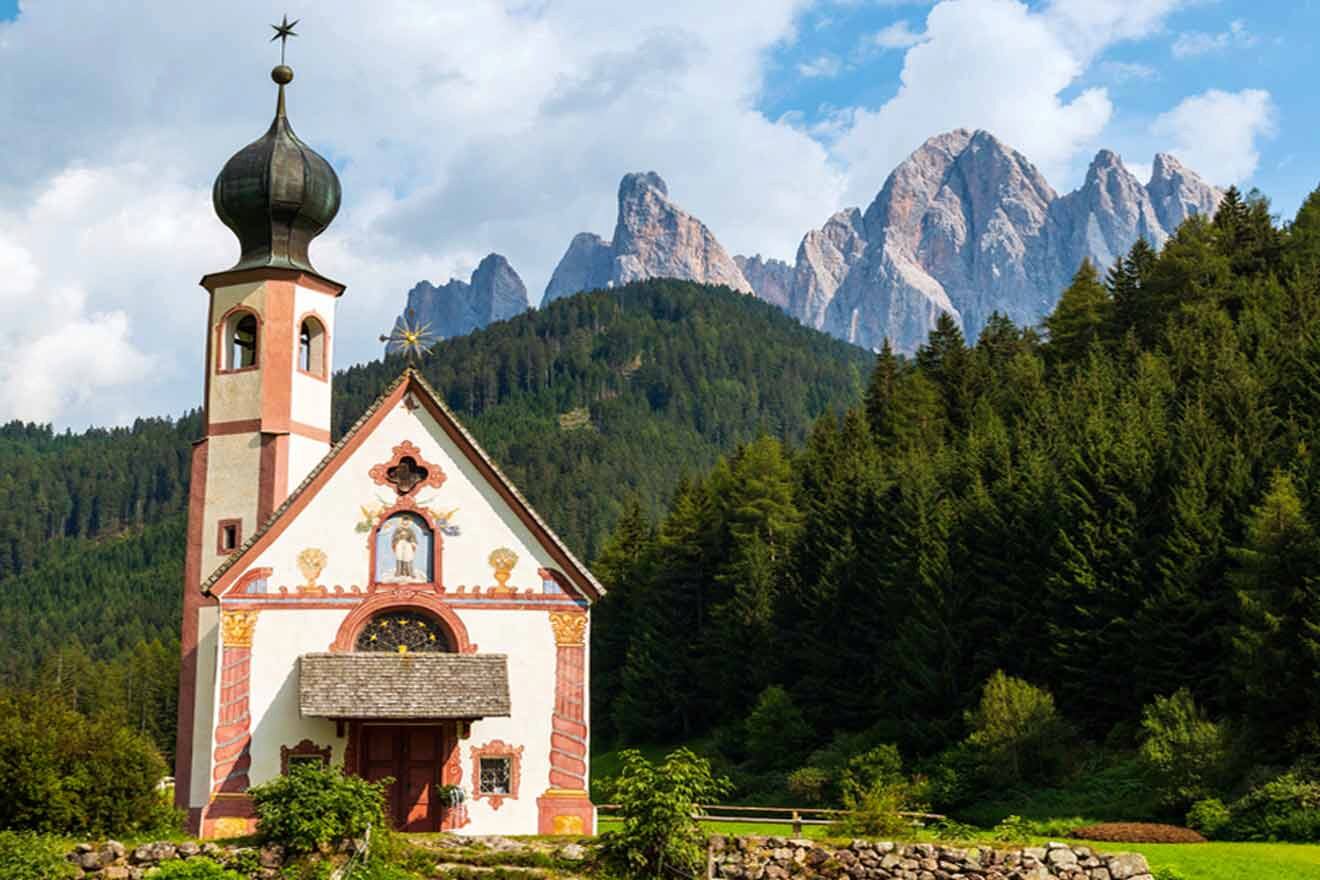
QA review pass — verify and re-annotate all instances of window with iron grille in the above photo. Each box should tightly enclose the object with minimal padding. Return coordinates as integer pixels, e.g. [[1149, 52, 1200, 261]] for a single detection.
[[479, 757, 512, 795]]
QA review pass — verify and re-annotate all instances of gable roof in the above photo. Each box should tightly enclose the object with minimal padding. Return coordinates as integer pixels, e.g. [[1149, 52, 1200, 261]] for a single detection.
[[201, 367, 604, 601]]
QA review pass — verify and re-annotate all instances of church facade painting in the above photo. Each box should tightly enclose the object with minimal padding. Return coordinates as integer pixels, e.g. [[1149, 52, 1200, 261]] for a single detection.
[[174, 56, 600, 839]]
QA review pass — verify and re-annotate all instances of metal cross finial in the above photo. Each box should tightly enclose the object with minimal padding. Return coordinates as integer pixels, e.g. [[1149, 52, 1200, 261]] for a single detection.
[[271, 14, 299, 65]]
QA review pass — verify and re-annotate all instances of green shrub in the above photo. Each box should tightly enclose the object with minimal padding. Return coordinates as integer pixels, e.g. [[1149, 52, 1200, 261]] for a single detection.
[[0, 831, 79, 880], [965, 671, 1071, 787], [249, 763, 388, 854], [150, 859, 246, 880], [1138, 690, 1229, 809], [0, 691, 173, 835], [599, 747, 732, 878], [990, 814, 1032, 844], [839, 744, 905, 802], [833, 781, 917, 839], [744, 686, 813, 770], [786, 766, 831, 804], [1186, 798, 1231, 838], [1225, 772, 1320, 841]]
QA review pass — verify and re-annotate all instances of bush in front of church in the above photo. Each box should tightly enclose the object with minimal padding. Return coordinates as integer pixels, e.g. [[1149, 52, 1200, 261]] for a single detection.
[[249, 763, 388, 854], [0, 690, 174, 836]]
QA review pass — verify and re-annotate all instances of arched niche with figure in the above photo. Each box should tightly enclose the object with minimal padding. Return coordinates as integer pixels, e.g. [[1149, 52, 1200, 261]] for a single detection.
[[371, 510, 438, 587]]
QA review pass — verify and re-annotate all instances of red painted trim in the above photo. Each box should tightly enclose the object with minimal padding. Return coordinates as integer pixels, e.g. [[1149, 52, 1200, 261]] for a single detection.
[[295, 310, 330, 381], [259, 282, 296, 435], [369, 440, 447, 495], [216, 519, 242, 555], [222, 567, 274, 598], [366, 495, 444, 591], [214, 305, 262, 374], [208, 419, 330, 443], [208, 419, 263, 436], [205, 374, 599, 602], [470, 740, 523, 810], [175, 438, 217, 825], [202, 267, 345, 298], [409, 387, 601, 602], [328, 591, 474, 654], [257, 433, 289, 523], [289, 421, 332, 443]]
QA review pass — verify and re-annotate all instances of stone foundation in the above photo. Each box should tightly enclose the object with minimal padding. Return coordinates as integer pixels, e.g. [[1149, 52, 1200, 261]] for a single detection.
[[66, 840, 289, 879], [708, 836, 1153, 880]]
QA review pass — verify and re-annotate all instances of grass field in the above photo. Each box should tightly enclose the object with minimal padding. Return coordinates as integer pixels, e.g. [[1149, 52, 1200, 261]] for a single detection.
[[599, 818, 1320, 880]]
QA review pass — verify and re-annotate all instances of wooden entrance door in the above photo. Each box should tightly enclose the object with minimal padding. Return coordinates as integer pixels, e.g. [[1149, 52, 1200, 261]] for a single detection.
[[359, 724, 450, 831]]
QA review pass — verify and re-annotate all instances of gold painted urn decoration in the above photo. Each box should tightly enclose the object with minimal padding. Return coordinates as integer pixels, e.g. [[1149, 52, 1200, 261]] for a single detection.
[[488, 547, 518, 593]]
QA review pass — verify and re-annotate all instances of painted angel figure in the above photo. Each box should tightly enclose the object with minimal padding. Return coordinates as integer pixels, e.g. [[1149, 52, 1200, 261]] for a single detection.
[[392, 521, 419, 579]]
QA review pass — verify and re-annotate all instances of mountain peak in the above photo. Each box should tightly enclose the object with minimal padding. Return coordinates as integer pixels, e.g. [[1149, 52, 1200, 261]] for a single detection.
[[386, 254, 529, 351], [619, 171, 668, 202], [543, 171, 751, 304], [1090, 148, 1123, 170]]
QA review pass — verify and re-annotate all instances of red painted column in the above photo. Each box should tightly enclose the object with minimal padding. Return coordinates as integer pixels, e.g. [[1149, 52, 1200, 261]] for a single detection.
[[203, 609, 259, 837], [538, 612, 595, 834]]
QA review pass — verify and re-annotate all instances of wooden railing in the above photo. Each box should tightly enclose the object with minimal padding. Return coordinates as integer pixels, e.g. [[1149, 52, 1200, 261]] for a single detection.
[[596, 803, 947, 836]]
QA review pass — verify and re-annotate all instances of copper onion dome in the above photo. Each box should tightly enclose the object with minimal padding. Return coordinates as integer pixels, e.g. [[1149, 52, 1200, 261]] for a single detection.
[[212, 65, 341, 274]]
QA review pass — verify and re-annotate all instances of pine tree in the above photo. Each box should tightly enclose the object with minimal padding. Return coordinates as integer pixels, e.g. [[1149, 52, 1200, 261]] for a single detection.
[[1231, 471, 1320, 752], [1045, 259, 1111, 367]]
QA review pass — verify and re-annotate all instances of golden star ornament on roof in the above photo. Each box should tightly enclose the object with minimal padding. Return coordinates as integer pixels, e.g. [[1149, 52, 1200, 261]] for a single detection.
[[380, 309, 439, 364]]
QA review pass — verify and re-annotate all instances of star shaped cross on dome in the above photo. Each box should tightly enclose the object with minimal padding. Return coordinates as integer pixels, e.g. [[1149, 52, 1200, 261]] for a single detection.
[[270, 14, 299, 65]]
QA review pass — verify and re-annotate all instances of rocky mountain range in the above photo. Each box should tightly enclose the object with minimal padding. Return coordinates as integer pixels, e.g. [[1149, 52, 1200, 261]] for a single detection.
[[543, 171, 752, 303], [385, 253, 529, 349], [389, 129, 1221, 353]]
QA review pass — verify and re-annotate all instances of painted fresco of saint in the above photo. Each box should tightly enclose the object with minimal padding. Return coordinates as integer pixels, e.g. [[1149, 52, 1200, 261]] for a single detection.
[[392, 521, 418, 578]]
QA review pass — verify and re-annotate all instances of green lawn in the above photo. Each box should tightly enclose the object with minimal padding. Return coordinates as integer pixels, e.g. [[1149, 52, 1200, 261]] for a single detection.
[[1082, 840, 1320, 880]]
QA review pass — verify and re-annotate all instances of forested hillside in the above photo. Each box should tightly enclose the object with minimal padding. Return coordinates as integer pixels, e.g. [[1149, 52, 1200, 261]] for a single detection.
[[593, 188, 1320, 792], [0, 279, 869, 756]]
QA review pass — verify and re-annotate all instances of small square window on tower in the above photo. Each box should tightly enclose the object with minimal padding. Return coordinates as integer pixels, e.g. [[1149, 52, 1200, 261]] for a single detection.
[[217, 519, 242, 554]]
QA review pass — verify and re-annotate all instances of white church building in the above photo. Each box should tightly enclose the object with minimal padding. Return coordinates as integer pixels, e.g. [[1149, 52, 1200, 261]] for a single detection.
[[174, 57, 600, 839]]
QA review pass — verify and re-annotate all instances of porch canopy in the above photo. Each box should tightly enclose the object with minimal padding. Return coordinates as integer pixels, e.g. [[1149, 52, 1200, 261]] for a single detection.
[[298, 653, 511, 719]]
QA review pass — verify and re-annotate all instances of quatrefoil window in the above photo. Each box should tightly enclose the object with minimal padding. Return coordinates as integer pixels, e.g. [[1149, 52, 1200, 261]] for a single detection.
[[387, 457, 428, 494], [369, 441, 446, 496]]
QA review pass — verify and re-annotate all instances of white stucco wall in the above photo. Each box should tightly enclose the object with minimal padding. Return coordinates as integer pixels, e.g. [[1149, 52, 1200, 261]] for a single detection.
[[201, 433, 262, 579], [204, 393, 592, 834], [189, 605, 221, 808], [289, 284, 335, 431]]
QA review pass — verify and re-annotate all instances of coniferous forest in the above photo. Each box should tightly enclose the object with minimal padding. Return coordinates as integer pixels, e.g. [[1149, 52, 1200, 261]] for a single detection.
[[3, 185, 1320, 832], [591, 188, 1320, 822], [0, 280, 869, 756]]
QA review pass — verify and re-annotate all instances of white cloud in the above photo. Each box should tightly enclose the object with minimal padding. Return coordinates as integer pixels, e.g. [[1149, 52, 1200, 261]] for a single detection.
[[1172, 19, 1256, 59], [797, 53, 844, 78], [831, 0, 1191, 204], [0, 0, 844, 427], [1151, 88, 1276, 183], [1098, 60, 1158, 82], [871, 20, 925, 50]]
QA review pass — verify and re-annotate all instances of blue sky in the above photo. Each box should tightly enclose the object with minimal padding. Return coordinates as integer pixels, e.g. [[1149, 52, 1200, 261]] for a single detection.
[[757, 0, 1316, 215], [0, 0, 1313, 428]]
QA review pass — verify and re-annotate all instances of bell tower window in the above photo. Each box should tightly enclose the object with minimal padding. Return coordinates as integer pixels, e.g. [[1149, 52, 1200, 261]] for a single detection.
[[223, 311, 259, 371], [298, 316, 326, 377]]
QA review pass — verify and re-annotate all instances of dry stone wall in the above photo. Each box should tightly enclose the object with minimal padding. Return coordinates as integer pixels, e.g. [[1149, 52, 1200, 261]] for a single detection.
[[708, 836, 1153, 880]]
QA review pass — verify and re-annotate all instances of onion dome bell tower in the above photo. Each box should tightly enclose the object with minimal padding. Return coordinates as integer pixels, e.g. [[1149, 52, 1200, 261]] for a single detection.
[[212, 63, 342, 274]]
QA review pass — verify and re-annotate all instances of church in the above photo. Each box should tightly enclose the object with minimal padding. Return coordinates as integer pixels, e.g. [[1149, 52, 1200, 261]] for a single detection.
[[173, 54, 599, 839]]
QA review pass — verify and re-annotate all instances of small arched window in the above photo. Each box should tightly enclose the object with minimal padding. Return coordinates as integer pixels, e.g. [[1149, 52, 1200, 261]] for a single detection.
[[299, 317, 326, 377], [224, 312, 258, 370]]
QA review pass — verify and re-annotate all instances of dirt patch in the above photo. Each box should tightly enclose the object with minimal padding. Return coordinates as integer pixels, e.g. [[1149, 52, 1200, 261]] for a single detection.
[[1071, 822, 1207, 843]]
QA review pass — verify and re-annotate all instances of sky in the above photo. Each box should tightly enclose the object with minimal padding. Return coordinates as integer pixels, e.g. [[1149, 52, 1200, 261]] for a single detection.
[[0, 0, 1312, 429]]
